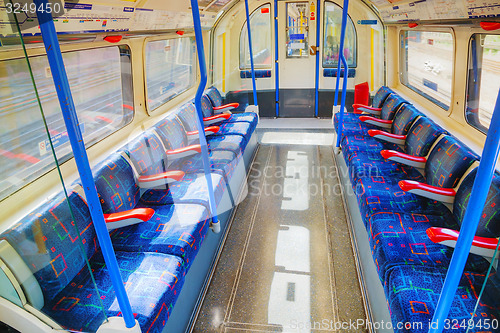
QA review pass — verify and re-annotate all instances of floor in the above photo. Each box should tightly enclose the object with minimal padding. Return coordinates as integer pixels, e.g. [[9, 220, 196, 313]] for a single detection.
[[192, 130, 367, 333]]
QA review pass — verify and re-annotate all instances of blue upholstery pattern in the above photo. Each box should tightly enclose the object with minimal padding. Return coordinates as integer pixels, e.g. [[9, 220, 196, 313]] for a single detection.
[[342, 135, 401, 163], [155, 116, 189, 151], [217, 121, 253, 141], [169, 149, 239, 180], [404, 117, 447, 157], [205, 87, 223, 107], [110, 204, 209, 269], [372, 86, 395, 109], [391, 104, 422, 136], [1, 191, 97, 303], [454, 169, 500, 238], [425, 136, 478, 188], [367, 211, 489, 282], [201, 95, 214, 118], [43, 251, 185, 333], [93, 153, 141, 214], [229, 112, 258, 133], [387, 265, 500, 333], [125, 132, 167, 176], [380, 94, 408, 121]]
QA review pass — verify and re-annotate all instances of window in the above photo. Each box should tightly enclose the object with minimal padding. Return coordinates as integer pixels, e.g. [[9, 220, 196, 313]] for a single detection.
[[401, 31, 454, 110], [323, 1, 356, 68], [466, 34, 500, 133], [239, 4, 272, 69], [145, 38, 196, 111], [286, 2, 309, 58], [0, 46, 133, 201]]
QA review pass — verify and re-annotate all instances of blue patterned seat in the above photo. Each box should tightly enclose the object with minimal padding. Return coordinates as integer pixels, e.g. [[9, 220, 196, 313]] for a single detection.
[[205, 86, 259, 130], [176, 103, 248, 155], [354, 136, 478, 219], [201, 95, 254, 141], [386, 265, 500, 333], [0, 190, 186, 333]]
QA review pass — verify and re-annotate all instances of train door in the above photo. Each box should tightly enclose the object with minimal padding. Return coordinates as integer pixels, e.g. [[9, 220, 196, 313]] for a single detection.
[[277, 1, 318, 117]]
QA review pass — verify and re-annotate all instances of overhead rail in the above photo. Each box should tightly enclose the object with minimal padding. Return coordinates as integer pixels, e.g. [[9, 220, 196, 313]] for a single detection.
[[33, 0, 137, 329], [274, 0, 279, 118], [244, 0, 258, 107], [190, 0, 221, 232], [314, 0, 321, 117], [430, 88, 500, 333], [334, 0, 350, 148]]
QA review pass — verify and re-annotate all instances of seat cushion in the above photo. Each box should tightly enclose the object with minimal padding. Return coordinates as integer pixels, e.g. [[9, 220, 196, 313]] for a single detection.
[[334, 112, 375, 136], [140, 172, 226, 208], [169, 150, 240, 180], [342, 135, 401, 163], [207, 134, 247, 156], [43, 251, 185, 333], [367, 211, 490, 282], [110, 204, 210, 269], [387, 265, 500, 333], [215, 122, 253, 141]]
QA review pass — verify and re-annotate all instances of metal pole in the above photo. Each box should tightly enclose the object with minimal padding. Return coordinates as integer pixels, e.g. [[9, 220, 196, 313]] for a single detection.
[[334, 0, 349, 107], [190, 0, 220, 228], [274, 0, 279, 118], [334, 0, 349, 148], [429, 88, 500, 333], [314, 0, 321, 117], [244, 0, 258, 106], [33, 0, 135, 328]]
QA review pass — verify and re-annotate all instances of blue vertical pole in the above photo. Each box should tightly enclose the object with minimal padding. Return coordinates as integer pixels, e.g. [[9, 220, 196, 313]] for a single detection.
[[334, 0, 349, 107], [33, 0, 135, 328], [334, 0, 349, 148], [429, 88, 500, 333], [314, 0, 321, 117], [190, 0, 219, 227], [244, 0, 258, 106], [274, 0, 279, 118]]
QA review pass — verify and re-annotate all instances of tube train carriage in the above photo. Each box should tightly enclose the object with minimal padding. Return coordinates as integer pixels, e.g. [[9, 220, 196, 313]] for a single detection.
[[0, 0, 500, 332]]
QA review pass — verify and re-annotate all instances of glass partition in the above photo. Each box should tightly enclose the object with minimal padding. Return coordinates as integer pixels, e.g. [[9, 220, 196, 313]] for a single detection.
[[239, 4, 272, 69], [323, 1, 356, 68], [286, 2, 309, 58]]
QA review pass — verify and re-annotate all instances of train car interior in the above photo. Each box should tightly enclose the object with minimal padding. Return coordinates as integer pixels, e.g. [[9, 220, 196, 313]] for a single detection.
[[0, 0, 500, 332]]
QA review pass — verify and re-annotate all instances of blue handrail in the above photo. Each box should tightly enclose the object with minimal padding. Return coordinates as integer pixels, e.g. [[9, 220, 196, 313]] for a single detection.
[[33, 0, 135, 328], [314, 0, 321, 117], [190, 0, 219, 228], [244, 0, 258, 107], [429, 88, 500, 333], [274, 0, 279, 118], [334, 0, 350, 148]]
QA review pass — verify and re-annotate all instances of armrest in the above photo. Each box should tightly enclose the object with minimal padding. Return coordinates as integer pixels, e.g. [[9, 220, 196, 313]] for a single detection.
[[138, 170, 185, 188], [380, 150, 427, 168], [427, 227, 500, 258], [186, 126, 220, 139], [213, 103, 239, 114], [359, 116, 392, 129], [399, 180, 456, 203], [105, 208, 155, 230], [353, 104, 382, 116], [203, 113, 231, 126], [166, 145, 201, 160], [368, 130, 406, 145]]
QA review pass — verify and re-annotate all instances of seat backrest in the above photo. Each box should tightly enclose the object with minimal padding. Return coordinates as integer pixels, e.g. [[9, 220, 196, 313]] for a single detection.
[[122, 131, 168, 177], [176, 103, 198, 132], [372, 86, 395, 109], [454, 168, 500, 238], [390, 104, 422, 136], [0, 190, 96, 304], [425, 135, 478, 188], [93, 152, 142, 214], [380, 94, 408, 121], [404, 117, 448, 157], [201, 94, 215, 118], [155, 114, 189, 150], [205, 87, 223, 107]]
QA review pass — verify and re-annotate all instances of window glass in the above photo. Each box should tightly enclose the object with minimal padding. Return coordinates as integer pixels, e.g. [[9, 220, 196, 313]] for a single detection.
[[0, 45, 133, 201], [401, 31, 454, 110], [286, 2, 309, 58], [145, 38, 196, 111], [239, 4, 272, 69], [323, 1, 356, 68], [466, 34, 500, 133]]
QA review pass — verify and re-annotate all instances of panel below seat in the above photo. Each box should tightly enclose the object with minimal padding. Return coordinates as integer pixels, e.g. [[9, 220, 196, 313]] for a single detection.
[[367, 211, 490, 283], [43, 251, 185, 333], [139, 172, 226, 208], [110, 203, 210, 269], [387, 265, 500, 333]]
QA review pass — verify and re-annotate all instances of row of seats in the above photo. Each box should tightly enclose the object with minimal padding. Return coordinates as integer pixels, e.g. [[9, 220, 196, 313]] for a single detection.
[[335, 87, 500, 332], [0, 87, 258, 332]]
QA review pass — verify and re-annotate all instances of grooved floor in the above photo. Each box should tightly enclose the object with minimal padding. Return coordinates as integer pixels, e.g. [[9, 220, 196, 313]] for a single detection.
[[192, 132, 367, 333]]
